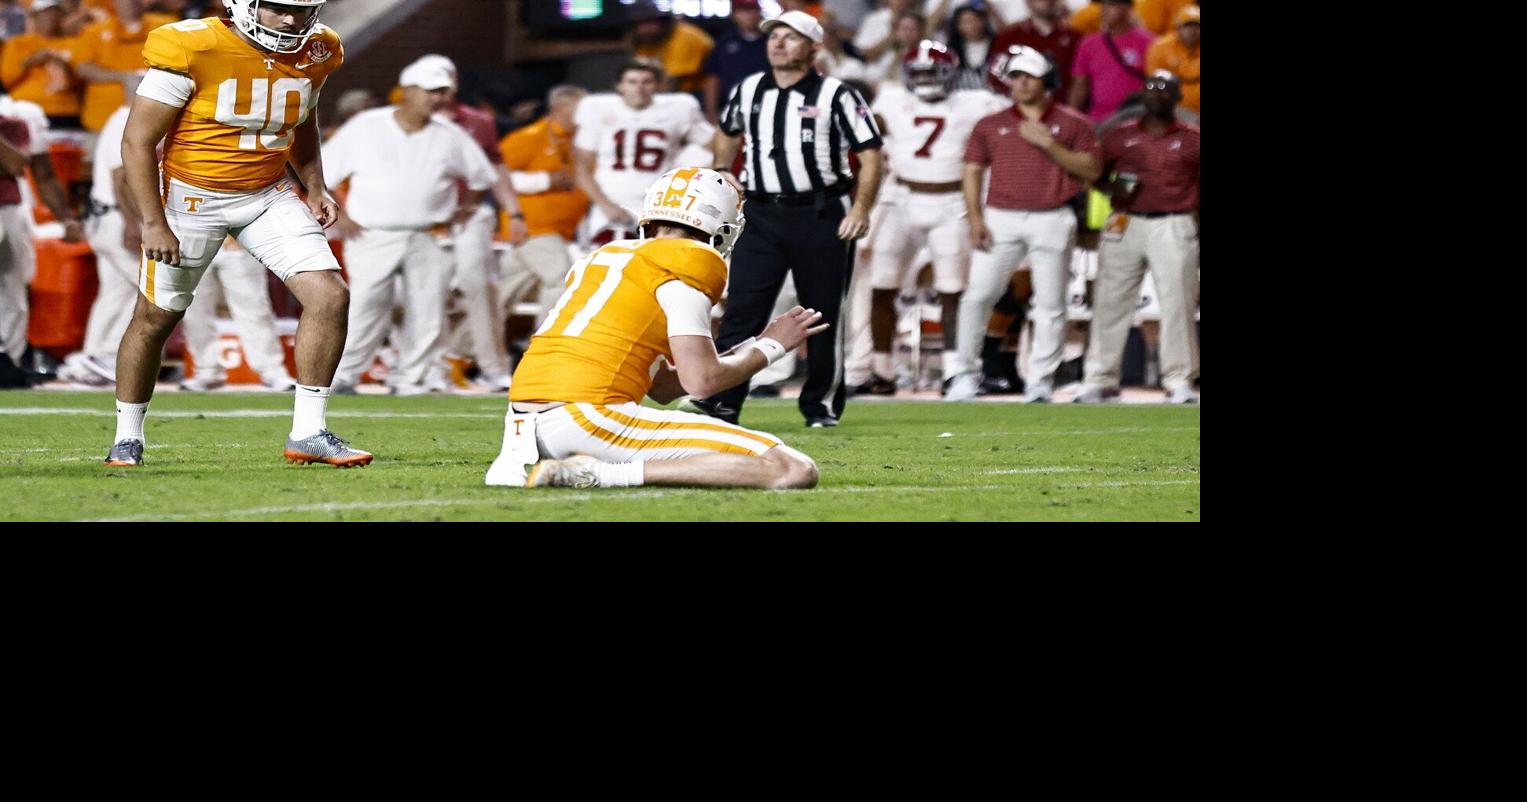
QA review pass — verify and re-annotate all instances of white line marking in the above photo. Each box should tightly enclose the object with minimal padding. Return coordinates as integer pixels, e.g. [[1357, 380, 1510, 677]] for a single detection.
[[0, 407, 499, 419], [73, 481, 1199, 521]]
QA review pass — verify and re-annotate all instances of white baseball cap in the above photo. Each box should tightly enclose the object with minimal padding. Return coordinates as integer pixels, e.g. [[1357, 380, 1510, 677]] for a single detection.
[[761, 10, 824, 44], [414, 54, 457, 76], [399, 60, 454, 91], [1002, 45, 1052, 78]]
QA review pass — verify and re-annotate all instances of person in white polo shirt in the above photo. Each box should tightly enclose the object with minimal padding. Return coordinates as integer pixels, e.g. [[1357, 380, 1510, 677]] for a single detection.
[[59, 87, 139, 387], [324, 59, 497, 395]]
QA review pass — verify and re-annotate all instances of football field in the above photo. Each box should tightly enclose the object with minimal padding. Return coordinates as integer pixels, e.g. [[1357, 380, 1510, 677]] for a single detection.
[[2, 390, 1200, 522]]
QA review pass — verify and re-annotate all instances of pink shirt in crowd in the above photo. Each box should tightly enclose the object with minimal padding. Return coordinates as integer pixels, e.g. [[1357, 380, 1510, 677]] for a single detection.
[[1071, 27, 1156, 123]]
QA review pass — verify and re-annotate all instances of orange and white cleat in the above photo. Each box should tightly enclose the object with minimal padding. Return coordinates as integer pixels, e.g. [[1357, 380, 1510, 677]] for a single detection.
[[104, 439, 144, 467], [283, 430, 373, 468]]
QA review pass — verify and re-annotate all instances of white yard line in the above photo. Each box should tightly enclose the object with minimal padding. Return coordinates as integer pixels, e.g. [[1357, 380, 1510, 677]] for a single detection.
[[0, 407, 500, 419], [73, 481, 1198, 521]]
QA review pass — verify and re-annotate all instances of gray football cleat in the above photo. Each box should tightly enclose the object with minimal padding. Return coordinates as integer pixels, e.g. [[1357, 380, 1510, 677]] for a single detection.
[[104, 439, 144, 467], [283, 430, 373, 468]]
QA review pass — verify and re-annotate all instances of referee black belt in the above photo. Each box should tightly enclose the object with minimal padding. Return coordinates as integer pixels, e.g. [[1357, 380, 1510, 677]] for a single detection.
[[1128, 210, 1191, 218], [748, 185, 850, 206]]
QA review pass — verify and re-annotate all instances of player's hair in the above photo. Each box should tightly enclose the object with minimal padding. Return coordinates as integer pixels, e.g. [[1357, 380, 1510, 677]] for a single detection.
[[642, 221, 707, 241], [548, 84, 586, 105], [617, 58, 666, 85]]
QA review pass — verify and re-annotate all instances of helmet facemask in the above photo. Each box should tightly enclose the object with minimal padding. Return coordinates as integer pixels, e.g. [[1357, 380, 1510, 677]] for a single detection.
[[224, 0, 325, 54], [906, 64, 954, 101], [711, 217, 745, 259]]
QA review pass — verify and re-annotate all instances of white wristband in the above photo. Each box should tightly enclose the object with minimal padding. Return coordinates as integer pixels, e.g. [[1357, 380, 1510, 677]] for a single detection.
[[745, 337, 789, 365]]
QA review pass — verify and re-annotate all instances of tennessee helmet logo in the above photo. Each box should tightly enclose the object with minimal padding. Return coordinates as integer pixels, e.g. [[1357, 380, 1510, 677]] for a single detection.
[[659, 167, 701, 210], [307, 40, 334, 63]]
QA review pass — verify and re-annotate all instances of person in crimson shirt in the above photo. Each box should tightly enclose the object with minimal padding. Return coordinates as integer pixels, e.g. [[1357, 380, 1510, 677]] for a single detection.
[[945, 44, 1099, 404], [988, 0, 1080, 101], [1078, 70, 1199, 405]]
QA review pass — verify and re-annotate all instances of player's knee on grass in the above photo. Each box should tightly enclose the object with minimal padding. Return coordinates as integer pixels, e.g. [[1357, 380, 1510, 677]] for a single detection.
[[764, 445, 818, 490]]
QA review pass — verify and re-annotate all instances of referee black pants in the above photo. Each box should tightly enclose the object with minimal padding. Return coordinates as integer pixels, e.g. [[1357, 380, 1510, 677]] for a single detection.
[[706, 196, 854, 423]]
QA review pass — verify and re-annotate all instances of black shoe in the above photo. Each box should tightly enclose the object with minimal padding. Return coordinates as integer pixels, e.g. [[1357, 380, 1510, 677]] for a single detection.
[[1055, 356, 1084, 386], [22, 345, 59, 380], [851, 374, 896, 396], [748, 383, 781, 398], [685, 396, 740, 425], [0, 353, 43, 388], [805, 414, 839, 428]]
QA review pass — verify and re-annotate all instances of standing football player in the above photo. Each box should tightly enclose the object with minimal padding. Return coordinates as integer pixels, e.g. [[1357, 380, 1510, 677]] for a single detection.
[[857, 40, 1006, 395], [105, 0, 369, 467], [572, 59, 716, 246]]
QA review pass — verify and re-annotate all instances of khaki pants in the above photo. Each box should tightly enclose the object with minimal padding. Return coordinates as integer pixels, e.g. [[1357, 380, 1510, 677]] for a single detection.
[[497, 233, 573, 324], [445, 204, 508, 375], [1084, 213, 1199, 391], [336, 228, 449, 388]]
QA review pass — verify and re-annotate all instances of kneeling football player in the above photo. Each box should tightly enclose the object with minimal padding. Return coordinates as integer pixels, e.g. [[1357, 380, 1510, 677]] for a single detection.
[[486, 167, 823, 489]]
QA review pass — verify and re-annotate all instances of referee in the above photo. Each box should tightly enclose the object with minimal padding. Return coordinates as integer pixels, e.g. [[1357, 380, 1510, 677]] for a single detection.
[[694, 9, 884, 428]]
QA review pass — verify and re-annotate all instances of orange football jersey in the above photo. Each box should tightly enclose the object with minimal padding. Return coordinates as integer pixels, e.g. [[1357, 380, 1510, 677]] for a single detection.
[[142, 17, 343, 192], [511, 237, 728, 406]]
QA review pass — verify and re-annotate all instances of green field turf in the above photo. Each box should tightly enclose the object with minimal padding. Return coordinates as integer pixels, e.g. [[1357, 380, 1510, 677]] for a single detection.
[[1, 390, 1199, 521]]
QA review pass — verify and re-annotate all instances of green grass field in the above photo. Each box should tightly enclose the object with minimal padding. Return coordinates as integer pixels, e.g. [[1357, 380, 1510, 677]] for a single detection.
[[1, 390, 1199, 521]]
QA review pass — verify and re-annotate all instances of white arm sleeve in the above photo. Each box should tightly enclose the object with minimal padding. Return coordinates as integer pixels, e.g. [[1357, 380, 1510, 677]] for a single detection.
[[322, 121, 355, 190], [137, 68, 195, 108], [572, 99, 598, 152], [94, 107, 129, 171], [656, 280, 715, 339], [458, 129, 497, 191], [510, 171, 552, 194]]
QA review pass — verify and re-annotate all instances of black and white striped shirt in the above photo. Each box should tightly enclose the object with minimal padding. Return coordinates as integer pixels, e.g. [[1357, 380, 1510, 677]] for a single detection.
[[719, 70, 883, 197]]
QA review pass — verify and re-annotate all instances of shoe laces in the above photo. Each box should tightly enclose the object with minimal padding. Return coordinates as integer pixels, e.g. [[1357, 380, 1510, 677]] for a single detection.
[[316, 430, 352, 451]]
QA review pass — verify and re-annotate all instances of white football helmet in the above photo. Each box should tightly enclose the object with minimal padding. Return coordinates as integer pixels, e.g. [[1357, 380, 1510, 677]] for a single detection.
[[639, 168, 746, 257], [903, 40, 959, 101], [224, 0, 326, 54]]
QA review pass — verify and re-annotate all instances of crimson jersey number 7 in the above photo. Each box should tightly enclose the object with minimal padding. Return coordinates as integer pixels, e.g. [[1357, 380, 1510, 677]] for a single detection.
[[913, 116, 946, 158]]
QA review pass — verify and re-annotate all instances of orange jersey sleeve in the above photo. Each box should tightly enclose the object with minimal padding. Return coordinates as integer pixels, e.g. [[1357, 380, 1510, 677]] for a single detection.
[[634, 238, 727, 303], [148, 18, 343, 192]]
